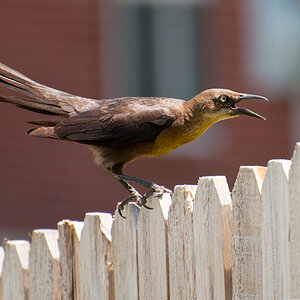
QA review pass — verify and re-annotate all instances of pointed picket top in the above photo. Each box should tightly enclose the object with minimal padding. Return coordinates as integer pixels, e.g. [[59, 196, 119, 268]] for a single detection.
[[73, 221, 84, 242], [112, 203, 140, 300], [58, 219, 83, 300], [137, 193, 171, 300], [232, 166, 266, 300], [29, 229, 60, 300], [168, 185, 197, 300], [72, 221, 84, 300], [2, 240, 30, 300], [58, 220, 73, 300], [78, 212, 113, 300], [289, 142, 300, 297], [262, 159, 291, 299], [194, 176, 232, 300]]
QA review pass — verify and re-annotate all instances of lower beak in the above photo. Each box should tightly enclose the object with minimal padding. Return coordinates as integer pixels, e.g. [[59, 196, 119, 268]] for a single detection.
[[231, 93, 268, 120]]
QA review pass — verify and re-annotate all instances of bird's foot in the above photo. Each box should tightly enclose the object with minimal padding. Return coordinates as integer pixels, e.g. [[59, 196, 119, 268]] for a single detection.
[[139, 184, 172, 210], [117, 194, 140, 219], [150, 183, 172, 195]]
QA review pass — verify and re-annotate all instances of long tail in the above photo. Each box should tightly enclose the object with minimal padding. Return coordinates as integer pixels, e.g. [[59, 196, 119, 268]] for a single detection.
[[0, 63, 70, 116], [0, 62, 100, 117]]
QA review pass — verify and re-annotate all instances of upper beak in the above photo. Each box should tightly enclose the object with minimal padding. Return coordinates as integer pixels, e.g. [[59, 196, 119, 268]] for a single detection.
[[231, 93, 268, 120], [238, 93, 269, 102]]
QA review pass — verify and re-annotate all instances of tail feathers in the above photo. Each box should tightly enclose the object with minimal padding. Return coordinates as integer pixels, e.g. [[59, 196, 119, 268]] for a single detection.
[[27, 126, 59, 139], [0, 62, 69, 103], [0, 62, 101, 116], [0, 95, 67, 116], [27, 119, 60, 126]]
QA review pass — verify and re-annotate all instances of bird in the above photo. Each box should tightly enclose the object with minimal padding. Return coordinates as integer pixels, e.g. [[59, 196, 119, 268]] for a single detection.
[[0, 62, 268, 217]]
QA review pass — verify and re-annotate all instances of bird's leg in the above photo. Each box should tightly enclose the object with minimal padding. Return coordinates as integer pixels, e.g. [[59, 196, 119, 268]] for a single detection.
[[113, 174, 172, 208], [117, 178, 141, 199], [115, 178, 142, 218]]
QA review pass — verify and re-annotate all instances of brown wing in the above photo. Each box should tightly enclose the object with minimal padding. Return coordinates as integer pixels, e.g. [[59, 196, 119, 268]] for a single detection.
[[54, 102, 177, 147]]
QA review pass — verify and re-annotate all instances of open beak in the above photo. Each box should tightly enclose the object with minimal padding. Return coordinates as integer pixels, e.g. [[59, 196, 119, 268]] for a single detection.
[[230, 93, 268, 120]]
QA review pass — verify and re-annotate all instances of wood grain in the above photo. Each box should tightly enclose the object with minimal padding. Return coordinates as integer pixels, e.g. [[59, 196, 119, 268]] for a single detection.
[[58, 220, 83, 300], [112, 203, 140, 300], [232, 166, 266, 299], [262, 159, 291, 299], [137, 193, 171, 300], [78, 212, 113, 300], [289, 142, 300, 298], [194, 176, 232, 300], [168, 185, 197, 300], [2, 240, 29, 300], [29, 229, 60, 300]]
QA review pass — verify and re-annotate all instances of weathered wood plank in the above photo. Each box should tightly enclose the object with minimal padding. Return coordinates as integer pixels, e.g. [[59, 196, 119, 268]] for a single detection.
[[168, 185, 197, 300], [262, 159, 291, 299], [73, 221, 83, 300], [194, 176, 232, 300], [112, 203, 140, 300], [2, 240, 30, 300], [58, 220, 83, 300], [289, 142, 300, 297], [232, 166, 266, 299], [58, 220, 73, 300], [0, 247, 4, 300], [29, 229, 60, 300], [137, 193, 171, 300], [78, 212, 113, 300]]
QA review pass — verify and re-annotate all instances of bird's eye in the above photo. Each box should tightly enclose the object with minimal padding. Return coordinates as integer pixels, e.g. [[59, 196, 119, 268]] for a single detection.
[[219, 95, 227, 103]]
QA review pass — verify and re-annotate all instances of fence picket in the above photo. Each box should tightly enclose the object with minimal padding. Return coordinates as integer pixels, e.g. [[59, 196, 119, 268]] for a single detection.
[[262, 159, 291, 299], [58, 220, 73, 300], [58, 220, 83, 300], [137, 193, 171, 300], [168, 185, 196, 300], [78, 212, 113, 300], [73, 221, 83, 300], [2, 241, 29, 300], [0, 247, 4, 300], [232, 166, 266, 299], [3, 141, 300, 298], [29, 229, 60, 300], [112, 203, 140, 300], [289, 142, 300, 298], [194, 176, 232, 300]]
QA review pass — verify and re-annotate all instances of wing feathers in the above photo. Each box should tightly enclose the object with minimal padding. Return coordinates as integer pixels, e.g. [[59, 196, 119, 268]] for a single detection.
[[54, 106, 177, 146]]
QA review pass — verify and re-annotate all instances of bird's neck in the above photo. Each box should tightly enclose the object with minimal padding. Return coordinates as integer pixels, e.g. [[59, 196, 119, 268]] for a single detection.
[[146, 100, 218, 157], [183, 98, 216, 128]]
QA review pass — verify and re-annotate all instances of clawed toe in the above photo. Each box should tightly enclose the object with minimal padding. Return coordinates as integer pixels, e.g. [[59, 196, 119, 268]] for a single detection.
[[117, 195, 140, 218], [139, 190, 154, 210], [138, 185, 172, 209], [150, 184, 172, 197], [116, 179, 173, 217]]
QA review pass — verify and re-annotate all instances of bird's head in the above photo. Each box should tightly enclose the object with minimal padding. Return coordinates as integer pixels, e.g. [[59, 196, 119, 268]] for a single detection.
[[192, 88, 268, 122]]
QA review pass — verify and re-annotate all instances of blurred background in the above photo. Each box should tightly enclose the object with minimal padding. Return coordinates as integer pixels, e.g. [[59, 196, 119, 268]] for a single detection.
[[0, 0, 299, 241]]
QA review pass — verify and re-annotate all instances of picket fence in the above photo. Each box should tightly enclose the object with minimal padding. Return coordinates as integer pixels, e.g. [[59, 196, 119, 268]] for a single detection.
[[1, 142, 300, 300]]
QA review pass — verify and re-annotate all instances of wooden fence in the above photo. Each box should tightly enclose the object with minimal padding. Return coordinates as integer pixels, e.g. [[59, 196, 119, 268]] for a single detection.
[[1, 142, 300, 300]]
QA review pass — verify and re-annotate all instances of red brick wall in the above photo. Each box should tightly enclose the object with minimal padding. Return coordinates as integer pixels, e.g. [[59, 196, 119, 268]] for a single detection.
[[197, 0, 292, 174], [0, 0, 106, 232], [0, 0, 294, 238]]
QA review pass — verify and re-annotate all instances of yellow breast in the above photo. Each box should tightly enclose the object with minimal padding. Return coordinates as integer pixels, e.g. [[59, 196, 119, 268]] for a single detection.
[[142, 119, 216, 157]]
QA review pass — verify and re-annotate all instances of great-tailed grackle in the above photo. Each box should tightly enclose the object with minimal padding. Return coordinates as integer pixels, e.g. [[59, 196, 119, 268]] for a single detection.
[[0, 62, 268, 216]]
